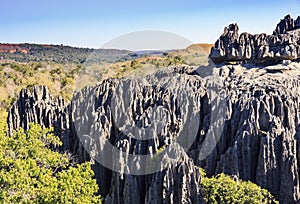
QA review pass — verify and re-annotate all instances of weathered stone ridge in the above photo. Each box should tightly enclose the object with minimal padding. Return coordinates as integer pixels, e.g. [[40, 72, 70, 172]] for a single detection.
[[6, 15, 300, 204], [8, 68, 208, 204], [202, 63, 300, 204], [7, 86, 72, 151], [273, 14, 300, 35], [210, 15, 300, 64], [7, 63, 300, 203]]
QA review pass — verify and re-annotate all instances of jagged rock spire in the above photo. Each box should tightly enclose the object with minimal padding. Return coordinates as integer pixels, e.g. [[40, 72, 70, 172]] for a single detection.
[[210, 14, 300, 64], [273, 14, 300, 35]]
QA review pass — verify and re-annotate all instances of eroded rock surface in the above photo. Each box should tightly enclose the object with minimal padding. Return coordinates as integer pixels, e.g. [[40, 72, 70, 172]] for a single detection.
[[7, 15, 300, 204], [210, 15, 300, 64], [200, 62, 300, 204], [7, 86, 72, 151], [273, 14, 300, 35], [8, 68, 209, 204], [7, 62, 300, 203]]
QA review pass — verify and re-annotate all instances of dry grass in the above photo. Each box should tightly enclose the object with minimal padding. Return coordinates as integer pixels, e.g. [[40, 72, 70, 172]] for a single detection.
[[186, 43, 213, 54]]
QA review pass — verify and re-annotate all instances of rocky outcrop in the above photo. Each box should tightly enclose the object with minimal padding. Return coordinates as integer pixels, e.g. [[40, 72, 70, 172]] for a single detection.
[[105, 144, 204, 204], [7, 62, 300, 203], [7, 86, 72, 151], [200, 63, 300, 204], [7, 15, 300, 204], [273, 14, 300, 35], [8, 68, 208, 204], [210, 15, 300, 64], [144, 145, 203, 204], [70, 69, 208, 203]]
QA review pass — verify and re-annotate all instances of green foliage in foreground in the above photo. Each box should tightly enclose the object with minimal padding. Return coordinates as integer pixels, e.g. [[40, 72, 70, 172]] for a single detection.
[[200, 169, 278, 204], [0, 111, 101, 203]]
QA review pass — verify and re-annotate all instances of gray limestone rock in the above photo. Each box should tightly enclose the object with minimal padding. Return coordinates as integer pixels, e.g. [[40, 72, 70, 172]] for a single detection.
[[273, 14, 300, 35], [7, 16, 300, 203], [210, 15, 300, 65], [200, 63, 300, 204], [7, 86, 72, 151], [7, 63, 300, 203], [8, 68, 207, 204]]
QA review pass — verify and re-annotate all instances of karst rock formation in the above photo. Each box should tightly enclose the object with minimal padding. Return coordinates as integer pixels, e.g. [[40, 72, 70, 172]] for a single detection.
[[7, 15, 300, 203], [210, 15, 300, 65]]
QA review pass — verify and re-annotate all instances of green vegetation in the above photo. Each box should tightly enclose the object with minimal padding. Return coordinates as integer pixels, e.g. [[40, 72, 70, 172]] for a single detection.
[[0, 55, 193, 109], [200, 168, 278, 204], [0, 43, 212, 110], [0, 44, 131, 64], [0, 110, 101, 203], [0, 43, 212, 66], [0, 62, 79, 109], [105, 55, 188, 79], [168, 51, 208, 66]]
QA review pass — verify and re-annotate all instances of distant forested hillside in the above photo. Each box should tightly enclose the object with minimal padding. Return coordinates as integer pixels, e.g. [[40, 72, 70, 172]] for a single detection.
[[0, 42, 211, 110], [0, 43, 134, 64]]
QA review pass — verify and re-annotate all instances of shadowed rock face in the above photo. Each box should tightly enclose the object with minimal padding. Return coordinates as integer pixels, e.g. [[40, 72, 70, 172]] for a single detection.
[[273, 14, 300, 35], [7, 62, 300, 203], [7, 86, 72, 151], [210, 15, 300, 65]]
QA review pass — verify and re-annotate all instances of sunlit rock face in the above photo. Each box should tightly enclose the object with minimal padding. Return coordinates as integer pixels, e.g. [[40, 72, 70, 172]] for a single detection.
[[210, 15, 300, 65]]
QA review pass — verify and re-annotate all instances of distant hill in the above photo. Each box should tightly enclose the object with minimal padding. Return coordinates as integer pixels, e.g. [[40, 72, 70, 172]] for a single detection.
[[0, 43, 133, 64], [0, 43, 213, 65], [0, 44, 29, 54], [186, 43, 213, 54], [168, 43, 213, 66]]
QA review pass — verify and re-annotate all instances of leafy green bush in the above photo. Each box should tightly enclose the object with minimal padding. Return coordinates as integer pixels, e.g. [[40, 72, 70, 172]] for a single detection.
[[200, 169, 278, 204], [0, 113, 101, 203]]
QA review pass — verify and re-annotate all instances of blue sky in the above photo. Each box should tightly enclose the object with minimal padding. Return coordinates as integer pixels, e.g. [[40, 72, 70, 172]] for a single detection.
[[1, 0, 300, 49]]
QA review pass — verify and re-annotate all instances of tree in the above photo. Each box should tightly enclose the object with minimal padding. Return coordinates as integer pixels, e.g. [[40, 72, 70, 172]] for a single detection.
[[173, 55, 184, 65], [200, 168, 278, 204], [130, 60, 141, 69], [0, 111, 101, 203]]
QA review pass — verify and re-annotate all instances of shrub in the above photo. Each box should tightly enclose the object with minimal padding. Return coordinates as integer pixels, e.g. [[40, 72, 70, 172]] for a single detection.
[[200, 169, 278, 204], [0, 116, 101, 203]]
